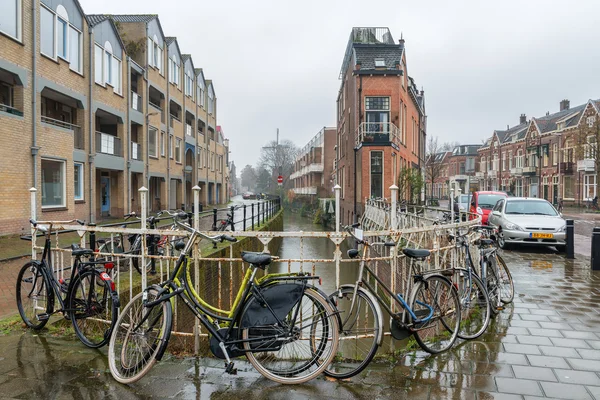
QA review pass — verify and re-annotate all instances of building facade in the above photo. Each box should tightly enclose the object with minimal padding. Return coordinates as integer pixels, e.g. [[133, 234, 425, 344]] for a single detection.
[[425, 151, 452, 199], [290, 127, 336, 200], [0, 1, 230, 235], [447, 145, 480, 194], [335, 27, 426, 224]]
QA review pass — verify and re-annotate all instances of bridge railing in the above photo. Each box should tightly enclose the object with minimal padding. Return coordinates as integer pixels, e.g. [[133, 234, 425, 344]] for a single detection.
[[27, 184, 481, 351]]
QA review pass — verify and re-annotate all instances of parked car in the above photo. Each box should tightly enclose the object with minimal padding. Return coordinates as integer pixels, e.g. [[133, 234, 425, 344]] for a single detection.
[[469, 191, 508, 225], [450, 194, 472, 214], [487, 197, 566, 251], [242, 192, 255, 200]]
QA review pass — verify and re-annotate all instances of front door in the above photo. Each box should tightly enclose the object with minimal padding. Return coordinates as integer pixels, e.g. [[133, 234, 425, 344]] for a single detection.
[[101, 176, 110, 215], [543, 185, 549, 201], [170, 179, 177, 210]]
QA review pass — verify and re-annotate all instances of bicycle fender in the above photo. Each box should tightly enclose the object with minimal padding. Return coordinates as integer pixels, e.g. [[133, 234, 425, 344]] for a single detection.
[[148, 285, 173, 362], [336, 284, 384, 346]]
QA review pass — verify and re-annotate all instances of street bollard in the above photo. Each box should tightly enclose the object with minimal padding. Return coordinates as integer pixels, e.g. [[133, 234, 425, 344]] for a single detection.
[[592, 227, 600, 270], [243, 205, 247, 231], [566, 219, 575, 259]]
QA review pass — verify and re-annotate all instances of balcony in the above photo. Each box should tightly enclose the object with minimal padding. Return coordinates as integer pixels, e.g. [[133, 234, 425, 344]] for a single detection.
[[131, 91, 142, 112], [149, 101, 165, 123], [291, 163, 324, 180], [487, 170, 498, 179], [41, 116, 84, 150], [0, 103, 23, 117], [522, 166, 537, 175], [510, 167, 523, 175], [293, 187, 318, 195], [577, 159, 595, 172], [356, 122, 401, 149], [559, 162, 574, 174], [96, 132, 122, 157], [475, 171, 485, 178], [131, 141, 142, 161]]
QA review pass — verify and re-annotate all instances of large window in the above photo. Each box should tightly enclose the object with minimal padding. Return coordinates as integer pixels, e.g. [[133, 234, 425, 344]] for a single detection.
[[515, 178, 523, 197], [169, 57, 180, 87], [147, 35, 163, 74], [41, 159, 65, 208], [197, 80, 205, 108], [94, 41, 121, 94], [370, 151, 383, 198], [74, 163, 83, 201], [365, 97, 390, 137], [563, 176, 575, 199], [175, 138, 182, 163], [68, 26, 81, 72], [584, 175, 596, 201], [40, 5, 81, 72], [148, 126, 157, 158], [1, 0, 21, 40], [185, 72, 193, 98], [552, 143, 558, 166], [40, 6, 55, 57]]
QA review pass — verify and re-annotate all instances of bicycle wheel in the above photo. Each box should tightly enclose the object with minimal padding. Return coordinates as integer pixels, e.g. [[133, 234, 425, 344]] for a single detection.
[[68, 269, 117, 348], [410, 275, 460, 354], [486, 258, 501, 316], [496, 254, 514, 304], [108, 286, 172, 384], [214, 219, 231, 232], [324, 286, 381, 379], [452, 269, 491, 340], [242, 286, 339, 384], [16, 262, 54, 330]]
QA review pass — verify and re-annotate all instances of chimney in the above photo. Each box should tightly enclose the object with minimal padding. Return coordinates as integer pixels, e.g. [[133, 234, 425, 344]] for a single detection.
[[520, 114, 527, 124], [546, 111, 550, 116], [560, 99, 570, 111], [399, 32, 405, 46]]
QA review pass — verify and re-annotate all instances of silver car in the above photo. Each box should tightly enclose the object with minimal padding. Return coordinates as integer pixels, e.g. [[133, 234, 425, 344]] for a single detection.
[[487, 197, 566, 251]]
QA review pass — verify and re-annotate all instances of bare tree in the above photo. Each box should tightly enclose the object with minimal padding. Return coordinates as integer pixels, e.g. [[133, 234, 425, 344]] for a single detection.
[[440, 141, 461, 152], [258, 139, 299, 193], [240, 164, 257, 192], [425, 136, 446, 200]]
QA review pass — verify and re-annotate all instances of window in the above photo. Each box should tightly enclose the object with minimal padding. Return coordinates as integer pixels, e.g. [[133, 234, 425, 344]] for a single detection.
[[94, 45, 103, 84], [160, 131, 165, 157], [169, 134, 173, 159], [148, 126, 157, 157], [515, 178, 523, 197], [40, 6, 55, 57], [169, 57, 180, 86], [588, 116, 597, 128], [57, 17, 67, 59], [563, 176, 575, 199], [563, 140, 574, 163], [543, 146, 549, 167], [197, 80, 205, 107], [68, 26, 81, 72], [516, 150, 523, 168], [94, 41, 121, 94], [584, 175, 596, 201], [370, 151, 383, 198], [148, 35, 163, 73], [364, 97, 390, 140], [74, 163, 83, 201], [552, 143, 558, 166], [185, 72, 193, 98], [175, 138, 182, 163], [41, 159, 65, 208], [480, 156, 486, 172], [502, 153, 506, 170], [584, 136, 596, 159], [0, 82, 13, 108], [208, 87, 214, 114], [1, 0, 21, 40]]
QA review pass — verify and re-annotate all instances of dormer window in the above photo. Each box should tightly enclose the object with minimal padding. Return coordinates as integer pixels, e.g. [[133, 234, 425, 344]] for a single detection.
[[374, 59, 385, 68]]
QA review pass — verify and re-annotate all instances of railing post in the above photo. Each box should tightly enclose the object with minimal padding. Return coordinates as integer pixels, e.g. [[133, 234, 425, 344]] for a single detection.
[[230, 205, 235, 231], [30, 187, 37, 259], [450, 188, 455, 223], [592, 227, 600, 269], [257, 201, 261, 228], [192, 185, 201, 354], [334, 185, 341, 232], [390, 184, 398, 230], [213, 208, 218, 231], [251, 203, 255, 231], [139, 186, 148, 291], [566, 219, 575, 260], [243, 205, 247, 231]]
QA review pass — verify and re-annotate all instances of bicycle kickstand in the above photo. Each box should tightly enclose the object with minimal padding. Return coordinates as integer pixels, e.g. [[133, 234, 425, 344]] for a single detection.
[[219, 342, 238, 375]]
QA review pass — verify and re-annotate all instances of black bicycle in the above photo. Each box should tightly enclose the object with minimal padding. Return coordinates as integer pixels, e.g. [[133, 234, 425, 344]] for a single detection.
[[212, 205, 242, 231], [16, 219, 119, 348]]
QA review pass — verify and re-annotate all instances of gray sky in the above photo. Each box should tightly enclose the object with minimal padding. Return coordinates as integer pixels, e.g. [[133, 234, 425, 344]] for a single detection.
[[81, 0, 600, 171]]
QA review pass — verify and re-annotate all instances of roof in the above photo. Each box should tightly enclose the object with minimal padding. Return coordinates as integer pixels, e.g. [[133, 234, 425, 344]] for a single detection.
[[107, 15, 158, 23], [165, 36, 177, 45], [533, 103, 586, 134], [86, 14, 109, 26], [181, 54, 191, 62], [452, 145, 480, 156], [354, 44, 404, 71]]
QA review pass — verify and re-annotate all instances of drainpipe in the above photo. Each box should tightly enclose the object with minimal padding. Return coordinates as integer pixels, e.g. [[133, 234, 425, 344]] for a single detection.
[[145, 25, 150, 202], [166, 62, 170, 209], [88, 27, 95, 223], [126, 56, 131, 213], [31, 0, 38, 190], [354, 75, 362, 222]]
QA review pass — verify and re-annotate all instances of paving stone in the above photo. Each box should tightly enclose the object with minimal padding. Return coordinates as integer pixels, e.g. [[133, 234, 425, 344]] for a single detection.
[[567, 358, 600, 372], [528, 328, 564, 338], [512, 366, 558, 382], [492, 352, 530, 366], [478, 392, 524, 400], [550, 338, 591, 349], [586, 341, 600, 350], [540, 322, 575, 330], [553, 369, 600, 385], [511, 320, 543, 328], [504, 344, 542, 355], [520, 315, 551, 322], [539, 381, 593, 399], [562, 331, 599, 340], [496, 377, 543, 396], [576, 349, 600, 360], [527, 355, 570, 369], [517, 336, 553, 346], [585, 386, 600, 400]]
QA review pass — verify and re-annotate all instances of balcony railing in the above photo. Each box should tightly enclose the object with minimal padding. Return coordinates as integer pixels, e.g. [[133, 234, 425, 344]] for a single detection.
[[475, 171, 485, 178], [510, 167, 523, 175], [41, 116, 84, 149], [96, 132, 122, 157], [149, 101, 165, 123], [577, 159, 595, 172], [356, 122, 401, 148], [292, 187, 318, 195], [170, 115, 181, 129], [559, 162, 574, 174], [131, 141, 142, 160], [522, 166, 536, 175], [0, 103, 23, 116], [291, 163, 324, 180], [186, 124, 194, 137], [487, 170, 498, 178], [131, 91, 142, 112]]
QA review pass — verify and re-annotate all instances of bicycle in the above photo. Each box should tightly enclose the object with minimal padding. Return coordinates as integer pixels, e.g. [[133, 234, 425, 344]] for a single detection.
[[108, 210, 340, 385], [324, 224, 461, 379], [16, 219, 119, 348], [212, 205, 242, 231]]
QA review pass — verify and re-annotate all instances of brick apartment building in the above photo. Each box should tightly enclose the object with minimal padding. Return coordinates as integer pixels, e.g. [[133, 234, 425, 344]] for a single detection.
[[0, 1, 230, 235], [290, 127, 336, 201], [478, 99, 600, 205], [447, 145, 481, 194], [335, 27, 426, 224]]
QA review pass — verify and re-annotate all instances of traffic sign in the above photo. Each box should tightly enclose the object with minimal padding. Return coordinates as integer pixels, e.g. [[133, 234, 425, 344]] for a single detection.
[[277, 175, 283, 184]]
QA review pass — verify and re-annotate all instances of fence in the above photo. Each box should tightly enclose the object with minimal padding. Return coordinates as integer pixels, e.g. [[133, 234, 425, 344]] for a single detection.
[[27, 184, 480, 353]]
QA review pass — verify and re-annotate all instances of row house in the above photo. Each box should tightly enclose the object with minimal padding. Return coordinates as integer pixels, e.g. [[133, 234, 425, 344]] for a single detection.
[[478, 99, 600, 205], [290, 127, 336, 201], [335, 27, 427, 225], [425, 151, 451, 199], [448, 145, 480, 194], [0, 1, 229, 235]]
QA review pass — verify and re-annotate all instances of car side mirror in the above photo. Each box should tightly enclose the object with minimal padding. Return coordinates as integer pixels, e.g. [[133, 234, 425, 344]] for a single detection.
[[492, 211, 501, 216]]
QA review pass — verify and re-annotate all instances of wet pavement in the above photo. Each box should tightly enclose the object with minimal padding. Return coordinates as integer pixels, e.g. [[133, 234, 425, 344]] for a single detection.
[[2, 249, 600, 399]]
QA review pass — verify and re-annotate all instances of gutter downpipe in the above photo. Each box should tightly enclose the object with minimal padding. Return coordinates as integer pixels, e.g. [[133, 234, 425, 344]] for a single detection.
[[126, 56, 131, 213], [166, 62, 170, 209], [144, 25, 150, 210], [355, 74, 362, 222], [88, 27, 95, 223], [31, 0, 38, 191]]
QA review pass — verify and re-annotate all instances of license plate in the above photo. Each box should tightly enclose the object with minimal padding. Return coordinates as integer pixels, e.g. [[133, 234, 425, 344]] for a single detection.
[[531, 232, 553, 239]]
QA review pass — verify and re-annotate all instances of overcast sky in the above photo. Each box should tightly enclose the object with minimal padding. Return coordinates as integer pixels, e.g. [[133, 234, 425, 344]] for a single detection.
[[82, 0, 600, 172]]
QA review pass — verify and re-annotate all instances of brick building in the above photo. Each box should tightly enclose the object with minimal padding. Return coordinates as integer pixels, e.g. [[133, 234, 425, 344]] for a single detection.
[[425, 151, 452, 199], [290, 127, 336, 201], [448, 145, 480, 194], [335, 27, 426, 224], [0, 1, 230, 235]]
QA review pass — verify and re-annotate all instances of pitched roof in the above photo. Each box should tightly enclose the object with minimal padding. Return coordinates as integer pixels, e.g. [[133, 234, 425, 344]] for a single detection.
[[452, 145, 480, 156], [86, 14, 109, 27], [181, 54, 191, 62], [354, 44, 404, 70], [533, 104, 586, 133], [165, 36, 177, 45], [108, 14, 158, 23]]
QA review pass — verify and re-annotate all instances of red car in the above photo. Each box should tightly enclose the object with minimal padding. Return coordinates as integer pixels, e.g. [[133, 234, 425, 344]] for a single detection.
[[470, 191, 508, 225]]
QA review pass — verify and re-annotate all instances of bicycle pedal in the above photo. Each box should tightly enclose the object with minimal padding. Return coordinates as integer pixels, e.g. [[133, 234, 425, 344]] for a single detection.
[[224, 362, 237, 375], [37, 313, 50, 321], [496, 306, 505, 311]]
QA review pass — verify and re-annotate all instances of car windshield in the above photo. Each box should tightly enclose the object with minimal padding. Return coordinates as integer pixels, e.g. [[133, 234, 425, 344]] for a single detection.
[[478, 194, 506, 209], [505, 200, 558, 216], [458, 195, 470, 204]]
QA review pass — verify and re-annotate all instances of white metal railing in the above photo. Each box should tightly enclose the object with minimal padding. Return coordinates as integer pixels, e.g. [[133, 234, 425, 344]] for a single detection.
[[186, 124, 194, 137], [28, 183, 479, 351], [131, 91, 142, 112], [578, 159, 595, 172], [131, 141, 142, 160], [356, 122, 401, 147], [96, 132, 122, 157], [510, 167, 523, 175]]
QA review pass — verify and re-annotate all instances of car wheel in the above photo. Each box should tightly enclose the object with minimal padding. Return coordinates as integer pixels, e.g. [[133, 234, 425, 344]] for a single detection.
[[497, 229, 510, 250]]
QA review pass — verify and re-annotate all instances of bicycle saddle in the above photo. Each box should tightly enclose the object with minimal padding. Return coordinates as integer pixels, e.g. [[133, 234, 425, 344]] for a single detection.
[[70, 244, 94, 257], [403, 248, 430, 260], [241, 251, 272, 269]]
